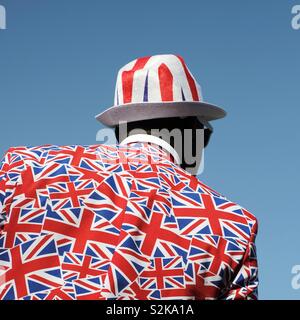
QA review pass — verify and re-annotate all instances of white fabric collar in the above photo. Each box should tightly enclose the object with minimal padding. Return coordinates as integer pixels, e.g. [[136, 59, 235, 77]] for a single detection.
[[120, 134, 181, 165]]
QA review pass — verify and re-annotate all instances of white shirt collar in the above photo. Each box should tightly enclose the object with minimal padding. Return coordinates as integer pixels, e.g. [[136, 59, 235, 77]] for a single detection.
[[120, 134, 181, 165]]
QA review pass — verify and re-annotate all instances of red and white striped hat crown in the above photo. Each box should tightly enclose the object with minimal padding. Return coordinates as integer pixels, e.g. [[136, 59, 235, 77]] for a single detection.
[[96, 54, 226, 126]]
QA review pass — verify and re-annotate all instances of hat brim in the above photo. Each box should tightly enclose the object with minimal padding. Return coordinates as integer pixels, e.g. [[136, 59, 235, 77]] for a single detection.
[[95, 102, 226, 127]]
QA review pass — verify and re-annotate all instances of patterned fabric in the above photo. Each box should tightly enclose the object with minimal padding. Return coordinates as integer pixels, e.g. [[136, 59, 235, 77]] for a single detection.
[[0, 143, 258, 300], [115, 54, 202, 104]]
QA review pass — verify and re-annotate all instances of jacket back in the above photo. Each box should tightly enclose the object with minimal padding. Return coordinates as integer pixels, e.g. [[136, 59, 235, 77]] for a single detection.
[[0, 143, 258, 300]]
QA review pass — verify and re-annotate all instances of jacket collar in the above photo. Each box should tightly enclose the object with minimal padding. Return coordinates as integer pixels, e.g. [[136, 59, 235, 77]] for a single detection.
[[119, 134, 180, 165]]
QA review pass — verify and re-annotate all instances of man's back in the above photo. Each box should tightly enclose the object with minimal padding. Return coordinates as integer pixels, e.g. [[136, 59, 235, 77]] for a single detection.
[[0, 143, 258, 300]]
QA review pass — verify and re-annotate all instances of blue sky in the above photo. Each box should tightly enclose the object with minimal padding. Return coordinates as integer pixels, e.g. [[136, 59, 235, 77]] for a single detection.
[[0, 0, 300, 299]]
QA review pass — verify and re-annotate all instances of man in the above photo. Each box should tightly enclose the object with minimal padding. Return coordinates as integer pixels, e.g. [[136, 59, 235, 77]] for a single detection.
[[0, 54, 258, 300]]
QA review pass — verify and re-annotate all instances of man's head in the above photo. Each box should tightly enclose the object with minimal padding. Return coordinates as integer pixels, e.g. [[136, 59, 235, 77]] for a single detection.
[[95, 54, 226, 174], [114, 116, 212, 172]]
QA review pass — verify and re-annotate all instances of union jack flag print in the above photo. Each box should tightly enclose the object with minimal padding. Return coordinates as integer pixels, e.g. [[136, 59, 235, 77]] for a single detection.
[[42, 206, 120, 258], [0, 206, 46, 248], [61, 252, 110, 283], [0, 234, 63, 300], [115, 55, 202, 105], [21, 282, 75, 300], [0, 143, 258, 300], [47, 180, 95, 210], [139, 256, 185, 290], [73, 276, 106, 300]]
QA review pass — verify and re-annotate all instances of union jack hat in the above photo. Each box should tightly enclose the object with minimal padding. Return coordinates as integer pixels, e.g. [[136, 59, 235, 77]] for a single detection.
[[95, 54, 226, 126]]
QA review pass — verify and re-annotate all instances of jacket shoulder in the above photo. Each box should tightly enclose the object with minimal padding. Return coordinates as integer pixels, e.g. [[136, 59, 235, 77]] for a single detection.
[[196, 179, 258, 241], [1, 145, 57, 166], [0, 144, 111, 165]]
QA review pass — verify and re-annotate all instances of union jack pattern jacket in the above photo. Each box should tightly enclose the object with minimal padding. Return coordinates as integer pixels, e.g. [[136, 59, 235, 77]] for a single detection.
[[0, 143, 258, 300]]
